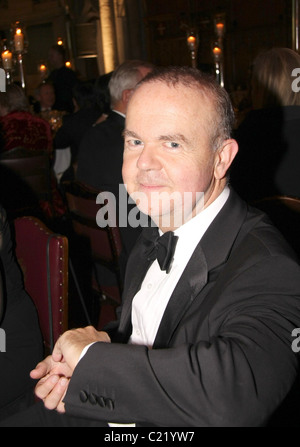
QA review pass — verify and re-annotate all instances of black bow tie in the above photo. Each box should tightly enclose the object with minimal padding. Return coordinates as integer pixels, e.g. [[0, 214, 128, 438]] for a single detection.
[[142, 227, 178, 274]]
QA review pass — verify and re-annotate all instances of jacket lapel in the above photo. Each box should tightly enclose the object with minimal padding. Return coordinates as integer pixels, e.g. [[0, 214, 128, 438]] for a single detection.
[[153, 189, 248, 348], [117, 234, 153, 337], [153, 244, 208, 348]]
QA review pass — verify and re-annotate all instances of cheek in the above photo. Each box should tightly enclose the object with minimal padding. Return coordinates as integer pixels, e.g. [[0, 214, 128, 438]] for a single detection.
[[171, 161, 213, 194], [122, 155, 136, 190]]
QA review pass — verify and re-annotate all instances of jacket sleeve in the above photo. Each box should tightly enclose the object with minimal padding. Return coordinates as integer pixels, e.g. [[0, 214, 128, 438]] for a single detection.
[[63, 254, 300, 427]]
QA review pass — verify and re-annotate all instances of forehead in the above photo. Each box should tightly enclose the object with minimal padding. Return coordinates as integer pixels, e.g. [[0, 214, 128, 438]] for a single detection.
[[127, 81, 213, 134], [41, 84, 54, 93]]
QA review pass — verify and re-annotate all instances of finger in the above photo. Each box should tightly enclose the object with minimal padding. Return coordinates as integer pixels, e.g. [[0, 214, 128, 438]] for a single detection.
[[43, 377, 69, 411], [35, 374, 60, 400], [52, 337, 63, 363], [30, 357, 52, 379], [56, 399, 66, 414]]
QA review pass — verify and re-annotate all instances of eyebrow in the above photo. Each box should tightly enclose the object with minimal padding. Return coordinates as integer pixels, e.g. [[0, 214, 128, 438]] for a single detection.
[[122, 129, 140, 139], [158, 134, 190, 144], [123, 130, 190, 145]]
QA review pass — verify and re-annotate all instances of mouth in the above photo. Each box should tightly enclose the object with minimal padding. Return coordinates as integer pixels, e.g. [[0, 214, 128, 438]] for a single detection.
[[139, 183, 164, 190], [137, 177, 168, 189]]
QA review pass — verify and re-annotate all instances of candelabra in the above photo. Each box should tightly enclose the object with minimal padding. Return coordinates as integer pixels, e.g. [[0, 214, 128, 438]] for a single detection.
[[212, 44, 224, 87], [212, 14, 225, 87], [0, 22, 28, 90], [7, 21, 28, 90], [186, 30, 198, 69], [1, 42, 13, 86], [13, 22, 26, 89]]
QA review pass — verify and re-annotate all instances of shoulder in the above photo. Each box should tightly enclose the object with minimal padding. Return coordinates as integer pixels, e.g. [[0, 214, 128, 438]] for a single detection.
[[0, 205, 7, 233], [59, 67, 77, 81], [85, 112, 124, 138], [94, 111, 124, 127]]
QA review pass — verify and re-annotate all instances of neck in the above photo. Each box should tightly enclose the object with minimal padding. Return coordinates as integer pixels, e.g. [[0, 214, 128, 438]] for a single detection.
[[113, 101, 126, 115]]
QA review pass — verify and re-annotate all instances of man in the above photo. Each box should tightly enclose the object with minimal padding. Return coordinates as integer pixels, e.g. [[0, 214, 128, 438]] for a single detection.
[[2, 67, 300, 427], [47, 44, 78, 113], [34, 82, 56, 114], [76, 60, 154, 269], [53, 80, 103, 182]]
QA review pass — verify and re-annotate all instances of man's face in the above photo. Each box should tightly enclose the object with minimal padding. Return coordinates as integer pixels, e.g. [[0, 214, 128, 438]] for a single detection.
[[122, 81, 221, 230], [39, 85, 55, 109]]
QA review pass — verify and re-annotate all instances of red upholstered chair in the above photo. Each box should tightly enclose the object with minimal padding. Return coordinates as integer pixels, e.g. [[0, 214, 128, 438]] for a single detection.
[[0, 269, 3, 326], [0, 147, 53, 220], [14, 216, 68, 353], [61, 180, 123, 329]]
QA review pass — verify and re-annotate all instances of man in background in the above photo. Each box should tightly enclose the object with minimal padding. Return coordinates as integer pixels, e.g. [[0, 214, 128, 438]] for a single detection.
[[76, 60, 154, 272], [47, 44, 78, 114]]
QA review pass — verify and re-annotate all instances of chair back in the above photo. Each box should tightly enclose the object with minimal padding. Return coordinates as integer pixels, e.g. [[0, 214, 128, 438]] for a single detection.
[[62, 180, 123, 309], [0, 147, 52, 218], [0, 147, 51, 199], [254, 195, 300, 256], [0, 269, 3, 325], [14, 216, 68, 353]]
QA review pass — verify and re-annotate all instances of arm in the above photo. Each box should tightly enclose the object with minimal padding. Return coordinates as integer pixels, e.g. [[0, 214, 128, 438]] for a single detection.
[[30, 327, 111, 412], [63, 255, 300, 427]]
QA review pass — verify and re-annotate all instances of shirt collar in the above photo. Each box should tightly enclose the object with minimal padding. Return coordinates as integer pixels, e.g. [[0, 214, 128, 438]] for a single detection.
[[172, 186, 230, 268], [112, 109, 126, 118]]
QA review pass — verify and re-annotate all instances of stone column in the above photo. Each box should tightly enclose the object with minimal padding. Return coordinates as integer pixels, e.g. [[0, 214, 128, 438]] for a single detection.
[[113, 0, 127, 64], [99, 0, 119, 72]]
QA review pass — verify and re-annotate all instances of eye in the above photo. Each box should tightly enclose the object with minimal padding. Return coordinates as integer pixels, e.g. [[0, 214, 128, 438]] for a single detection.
[[165, 141, 180, 149], [127, 139, 143, 148]]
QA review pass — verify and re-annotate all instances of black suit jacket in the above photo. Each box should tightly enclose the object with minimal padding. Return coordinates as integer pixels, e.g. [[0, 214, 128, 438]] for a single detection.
[[76, 111, 125, 194], [64, 189, 300, 426], [54, 105, 102, 163], [76, 111, 141, 260]]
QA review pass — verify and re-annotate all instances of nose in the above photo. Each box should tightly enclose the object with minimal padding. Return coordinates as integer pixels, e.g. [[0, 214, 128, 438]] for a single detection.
[[136, 144, 162, 171]]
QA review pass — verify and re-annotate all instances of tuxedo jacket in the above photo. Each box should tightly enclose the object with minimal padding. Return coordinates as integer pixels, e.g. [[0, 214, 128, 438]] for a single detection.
[[65, 189, 300, 426], [76, 111, 125, 193], [76, 111, 141, 258]]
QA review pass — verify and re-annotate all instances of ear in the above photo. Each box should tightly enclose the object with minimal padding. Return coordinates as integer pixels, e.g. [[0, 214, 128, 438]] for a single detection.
[[122, 88, 133, 105], [214, 139, 238, 180]]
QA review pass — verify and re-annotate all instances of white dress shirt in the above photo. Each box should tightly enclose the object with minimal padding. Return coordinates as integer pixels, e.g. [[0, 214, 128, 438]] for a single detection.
[[129, 186, 230, 348]]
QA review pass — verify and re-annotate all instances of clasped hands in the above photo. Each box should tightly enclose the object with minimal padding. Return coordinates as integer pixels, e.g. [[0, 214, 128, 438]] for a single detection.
[[30, 326, 111, 413]]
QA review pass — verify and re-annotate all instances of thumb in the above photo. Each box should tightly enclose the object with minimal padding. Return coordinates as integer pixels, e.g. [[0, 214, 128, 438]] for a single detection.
[[30, 357, 52, 379]]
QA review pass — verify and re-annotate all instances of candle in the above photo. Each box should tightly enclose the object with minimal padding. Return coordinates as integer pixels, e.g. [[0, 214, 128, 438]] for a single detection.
[[39, 64, 47, 74], [216, 22, 225, 38], [213, 46, 222, 56], [187, 35, 197, 51], [14, 28, 24, 52], [2, 50, 12, 70], [187, 36, 196, 44]]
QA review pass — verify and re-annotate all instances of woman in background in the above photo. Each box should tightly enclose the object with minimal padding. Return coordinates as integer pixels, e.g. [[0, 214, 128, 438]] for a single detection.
[[0, 83, 53, 154], [230, 47, 300, 200], [0, 84, 66, 222]]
